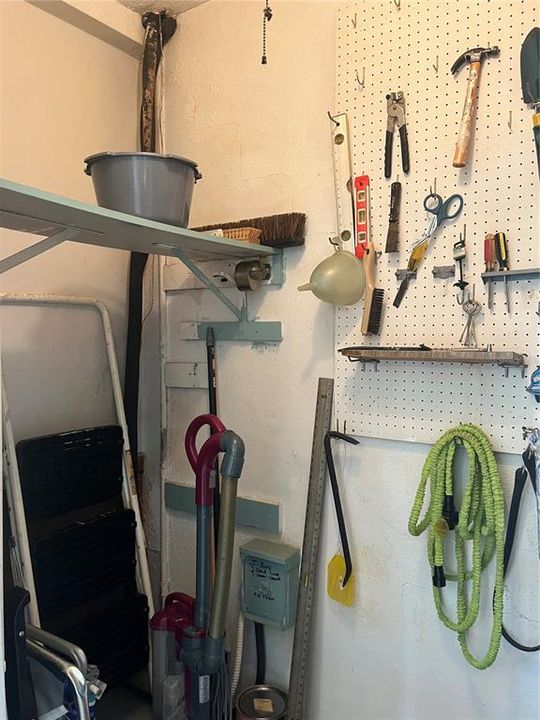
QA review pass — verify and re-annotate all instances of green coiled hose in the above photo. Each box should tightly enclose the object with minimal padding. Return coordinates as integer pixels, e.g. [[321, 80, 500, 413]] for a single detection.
[[408, 424, 505, 669]]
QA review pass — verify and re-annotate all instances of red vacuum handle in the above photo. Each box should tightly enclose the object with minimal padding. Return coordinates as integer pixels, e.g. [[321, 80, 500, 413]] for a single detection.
[[185, 414, 227, 507]]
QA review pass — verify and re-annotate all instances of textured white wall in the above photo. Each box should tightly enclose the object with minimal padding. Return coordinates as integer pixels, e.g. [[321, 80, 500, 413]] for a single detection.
[[161, 2, 540, 718], [0, 0, 138, 438]]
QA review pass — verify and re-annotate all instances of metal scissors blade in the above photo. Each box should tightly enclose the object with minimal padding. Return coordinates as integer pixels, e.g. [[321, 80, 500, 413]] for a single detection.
[[413, 215, 438, 248]]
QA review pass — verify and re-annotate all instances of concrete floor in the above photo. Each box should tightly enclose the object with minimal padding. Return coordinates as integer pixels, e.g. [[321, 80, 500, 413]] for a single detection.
[[98, 687, 152, 720]]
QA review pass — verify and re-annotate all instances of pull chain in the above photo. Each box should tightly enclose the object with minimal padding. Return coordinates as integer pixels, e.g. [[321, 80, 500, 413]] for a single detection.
[[261, 0, 273, 64]]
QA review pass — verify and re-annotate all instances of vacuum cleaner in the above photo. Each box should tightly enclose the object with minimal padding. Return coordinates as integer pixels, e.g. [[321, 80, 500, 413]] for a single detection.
[[151, 414, 245, 720]]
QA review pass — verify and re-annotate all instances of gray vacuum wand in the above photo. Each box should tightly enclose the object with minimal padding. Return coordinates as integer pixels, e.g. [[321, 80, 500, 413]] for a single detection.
[[200, 429, 245, 675]]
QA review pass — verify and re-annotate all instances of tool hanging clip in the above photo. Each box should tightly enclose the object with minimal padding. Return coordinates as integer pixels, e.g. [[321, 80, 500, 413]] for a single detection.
[[385, 91, 410, 178], [453, 225, 468, 304]]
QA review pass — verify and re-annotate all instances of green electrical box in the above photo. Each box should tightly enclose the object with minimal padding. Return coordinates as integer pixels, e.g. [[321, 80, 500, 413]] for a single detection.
[[240, 539, 300, 630]]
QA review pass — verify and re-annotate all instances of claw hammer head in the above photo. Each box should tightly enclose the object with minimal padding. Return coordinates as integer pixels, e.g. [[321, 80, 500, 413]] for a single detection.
[[451, 46, 500, 75]]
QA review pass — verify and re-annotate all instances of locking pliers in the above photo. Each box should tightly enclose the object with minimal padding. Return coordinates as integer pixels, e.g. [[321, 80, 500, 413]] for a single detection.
[[385, 91, 410, 178]]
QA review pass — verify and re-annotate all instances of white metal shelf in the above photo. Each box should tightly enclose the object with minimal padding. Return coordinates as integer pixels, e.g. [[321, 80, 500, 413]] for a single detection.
[[0, 178, 284, 342], [0, 178, 278, 264]]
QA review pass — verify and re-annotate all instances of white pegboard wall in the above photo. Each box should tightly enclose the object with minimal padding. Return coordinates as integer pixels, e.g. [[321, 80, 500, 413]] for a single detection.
[[334, 0, 539, 454]]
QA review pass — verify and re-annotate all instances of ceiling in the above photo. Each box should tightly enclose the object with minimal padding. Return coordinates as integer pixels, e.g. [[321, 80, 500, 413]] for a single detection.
[[115, 0, 209, 17]]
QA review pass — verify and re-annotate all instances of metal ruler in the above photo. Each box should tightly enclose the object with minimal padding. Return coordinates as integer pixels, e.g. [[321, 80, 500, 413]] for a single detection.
[[331, 114, 355, 244], [287, 378, 334, 720]]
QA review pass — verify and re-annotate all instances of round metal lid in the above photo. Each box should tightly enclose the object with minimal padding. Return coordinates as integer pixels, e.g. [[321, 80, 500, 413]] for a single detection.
[[237, 685, 288, 720]]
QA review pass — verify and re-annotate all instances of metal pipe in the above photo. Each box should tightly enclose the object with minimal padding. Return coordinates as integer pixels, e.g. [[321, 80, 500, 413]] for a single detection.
[[207, 430, 245, 640], [208, 475, 239, 640], [26, 625, 88, 675], [0, 293, 155, 619], [195, 506, 212, 630], [2, 381, 40, 626], [26, 639, 90, 720]]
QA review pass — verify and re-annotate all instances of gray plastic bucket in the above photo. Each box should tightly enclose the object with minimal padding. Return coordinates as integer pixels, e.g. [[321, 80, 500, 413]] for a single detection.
[[84, 151, 201, 228]]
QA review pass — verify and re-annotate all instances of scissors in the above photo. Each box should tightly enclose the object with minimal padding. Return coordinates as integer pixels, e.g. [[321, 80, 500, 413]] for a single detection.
[[394, 191, 464, 307], [413, 192, 464, 248]]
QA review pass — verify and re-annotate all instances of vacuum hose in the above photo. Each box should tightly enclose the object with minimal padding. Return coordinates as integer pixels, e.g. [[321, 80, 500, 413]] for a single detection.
[[209, 474, 239, 641], [408, 424, 505, 669]]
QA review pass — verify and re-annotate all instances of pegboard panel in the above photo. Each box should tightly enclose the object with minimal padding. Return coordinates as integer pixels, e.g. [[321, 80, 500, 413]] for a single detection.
[[334, 0, 539, 454]]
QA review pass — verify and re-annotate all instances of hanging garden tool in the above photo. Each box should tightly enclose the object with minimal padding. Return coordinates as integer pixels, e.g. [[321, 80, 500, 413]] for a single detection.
[[393, 190, 463, 307], [520, 28, 540, 177], [499, 431, 539, 653], [451, 46, 500, 167], [324, 431, 359, 608], [385, 92, 410, 178], [453, 225, 468, 304], [408, 424, 505, 669]]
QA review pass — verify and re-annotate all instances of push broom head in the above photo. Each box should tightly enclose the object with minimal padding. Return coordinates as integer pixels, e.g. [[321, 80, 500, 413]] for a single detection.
[[193, 212, 306, 248]]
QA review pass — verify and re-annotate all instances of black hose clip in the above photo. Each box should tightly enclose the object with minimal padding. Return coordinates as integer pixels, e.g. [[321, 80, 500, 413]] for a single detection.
[[433, 565, 446, 588], [442, 494, 459, 530]]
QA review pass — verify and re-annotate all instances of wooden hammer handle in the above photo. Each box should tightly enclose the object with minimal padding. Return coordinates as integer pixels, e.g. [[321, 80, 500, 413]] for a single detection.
[[453, 60, 482, 168]]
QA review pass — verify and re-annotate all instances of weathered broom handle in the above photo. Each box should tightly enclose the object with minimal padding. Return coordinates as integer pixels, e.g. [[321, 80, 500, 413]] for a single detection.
[[453, 60, 482, 168]]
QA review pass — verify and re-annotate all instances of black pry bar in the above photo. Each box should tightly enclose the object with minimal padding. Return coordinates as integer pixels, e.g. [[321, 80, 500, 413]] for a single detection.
[[324, 431, 359, 587]]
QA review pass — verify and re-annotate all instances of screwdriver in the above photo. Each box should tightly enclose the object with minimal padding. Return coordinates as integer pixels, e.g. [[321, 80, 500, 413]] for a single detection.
[[494, 231, 510, 313], [484, 233, 496, 309], [393, 240, 427, 307]]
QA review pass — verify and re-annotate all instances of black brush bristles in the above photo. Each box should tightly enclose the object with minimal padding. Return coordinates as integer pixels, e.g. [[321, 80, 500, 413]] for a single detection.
[[366, 288, 384, 335], [193, 212, 306, 247]]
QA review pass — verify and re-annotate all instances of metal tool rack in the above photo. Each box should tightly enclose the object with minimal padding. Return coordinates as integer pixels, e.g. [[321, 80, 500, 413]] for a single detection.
[[334, 0, 539, 454]]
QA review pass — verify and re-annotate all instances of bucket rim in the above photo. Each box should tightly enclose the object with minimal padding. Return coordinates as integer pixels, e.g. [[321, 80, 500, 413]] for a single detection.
[[84, 151, 199, 173]]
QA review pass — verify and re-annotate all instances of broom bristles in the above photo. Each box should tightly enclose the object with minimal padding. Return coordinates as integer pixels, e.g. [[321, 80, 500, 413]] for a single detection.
[[193, 212, 306, 245]]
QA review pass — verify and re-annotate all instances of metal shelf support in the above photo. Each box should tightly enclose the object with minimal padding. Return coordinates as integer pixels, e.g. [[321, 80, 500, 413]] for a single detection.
[[0, 228, 81, 274], [173, 248, 283, 342]]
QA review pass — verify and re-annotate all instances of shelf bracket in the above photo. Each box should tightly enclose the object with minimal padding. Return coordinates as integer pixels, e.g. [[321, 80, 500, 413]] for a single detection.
[[0, 228, 80, 274], [172, 249, 283, 343]]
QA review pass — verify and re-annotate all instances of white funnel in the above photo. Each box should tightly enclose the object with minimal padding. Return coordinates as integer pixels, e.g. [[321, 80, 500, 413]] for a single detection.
[[298, 248, 366, 305]]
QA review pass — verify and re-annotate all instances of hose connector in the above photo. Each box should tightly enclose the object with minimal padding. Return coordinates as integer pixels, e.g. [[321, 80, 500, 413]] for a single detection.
[[442, 495, 459, 530], [219, 430, 245, 479], [433, 565, 446, 588]]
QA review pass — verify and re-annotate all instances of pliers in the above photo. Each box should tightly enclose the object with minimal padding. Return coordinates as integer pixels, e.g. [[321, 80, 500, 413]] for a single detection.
[[385, 91, 410, 178]]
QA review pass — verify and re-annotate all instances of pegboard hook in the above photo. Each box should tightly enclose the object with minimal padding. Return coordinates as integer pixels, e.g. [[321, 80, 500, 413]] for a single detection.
[[327, 111, 340, 127], [432, 55, 439, 73], [355, 67, 365, 89], [508, 110, 512, 133], [393, 0, 401, 9], [429, 177, 437, 195], [351, 12, 357, 28]]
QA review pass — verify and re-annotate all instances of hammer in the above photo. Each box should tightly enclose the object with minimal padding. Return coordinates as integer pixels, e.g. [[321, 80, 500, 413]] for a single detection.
[[452, 46, 500, 167]]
